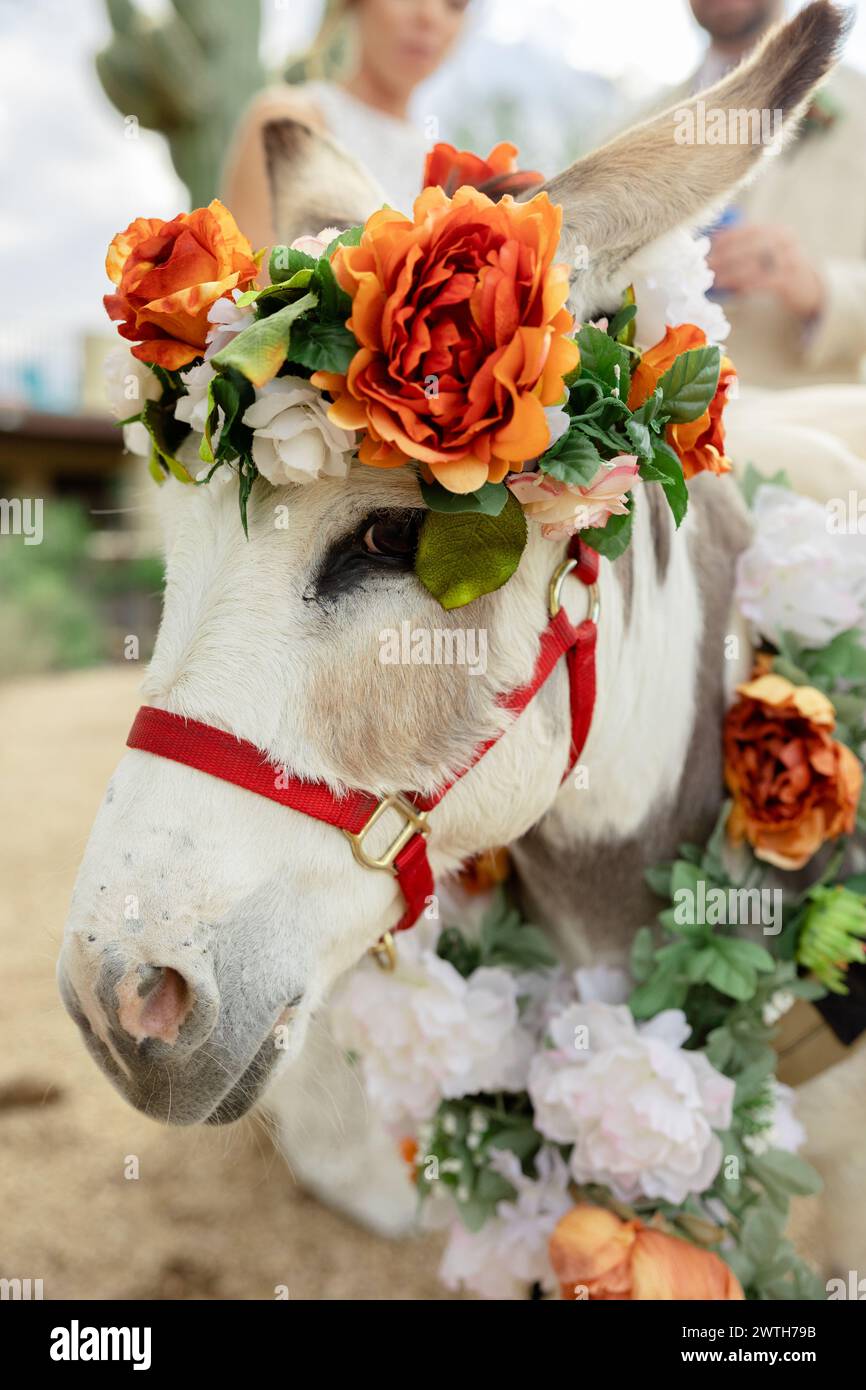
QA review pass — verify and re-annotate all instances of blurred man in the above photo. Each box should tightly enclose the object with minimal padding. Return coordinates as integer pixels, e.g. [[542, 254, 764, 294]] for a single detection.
[[664, 0, 866, 387]]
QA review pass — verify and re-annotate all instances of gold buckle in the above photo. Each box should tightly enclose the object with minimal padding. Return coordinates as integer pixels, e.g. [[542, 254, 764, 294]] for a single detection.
[[549, 558, 601, 624], [369, 931, 398, 972], [343, 793, 430, 874]]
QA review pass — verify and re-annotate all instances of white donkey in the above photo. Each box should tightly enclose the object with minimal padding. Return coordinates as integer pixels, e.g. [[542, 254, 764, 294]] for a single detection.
[[60, 3, 857, 1259]]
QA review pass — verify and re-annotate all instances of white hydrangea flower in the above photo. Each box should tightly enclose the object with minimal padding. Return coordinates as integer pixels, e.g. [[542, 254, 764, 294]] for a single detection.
[[439, 1147, 573, 1300], [528, 998, 735, 1205], [103, 345, 162, 457], [330, 921, 535, 1130], [626, 228, 730, 351], [736, 485, 866, 647], [243, 377, 357, 486]]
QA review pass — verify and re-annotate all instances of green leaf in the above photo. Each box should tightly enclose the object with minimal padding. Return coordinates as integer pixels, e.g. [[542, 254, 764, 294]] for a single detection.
[[313, 252, 352, 320], [739, 461, 792, 509], [579, 496, 634, 560], [269, 245, 317, 283], [807, 628, 866, 682], [576, 323, 632, 400], [488, 1127, 542, 1163], [748, 1149, 823, 1200], [539, 426, 603, 486], [607, 302, 637, 344], [644, 864, 673, 899], [706, 949, 757, 1002], [740, 1207, 786, 1269], [324, 225, 364, 258], [419, 478, 509, 517], [657, 346, 720, 423], [211, 291, 318, 387], [286, 319, 358, 374], [624, 417, 653, 460], [629, 951, 690, 1018], [140, 399, 194, 481], [236, 269, 315, 307], [631, 387, 664, 428], [644, 437, 689, 526], [630, 925, 657, 983], [415, 491, 528, 609]]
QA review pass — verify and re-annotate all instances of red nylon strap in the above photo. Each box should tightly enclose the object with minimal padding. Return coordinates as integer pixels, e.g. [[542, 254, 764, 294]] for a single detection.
[[126, 542, 599, 934]]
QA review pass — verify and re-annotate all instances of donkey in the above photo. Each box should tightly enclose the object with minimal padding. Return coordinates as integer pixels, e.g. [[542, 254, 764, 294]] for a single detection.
[[60, 3, 855, 1249]]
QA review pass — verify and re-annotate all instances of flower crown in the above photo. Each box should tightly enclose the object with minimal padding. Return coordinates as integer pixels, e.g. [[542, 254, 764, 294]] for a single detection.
[[104, 142, 735, 609]]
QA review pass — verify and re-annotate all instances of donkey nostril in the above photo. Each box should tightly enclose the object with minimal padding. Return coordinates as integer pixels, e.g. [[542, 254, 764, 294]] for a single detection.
[[116, 966, 195, 1046]]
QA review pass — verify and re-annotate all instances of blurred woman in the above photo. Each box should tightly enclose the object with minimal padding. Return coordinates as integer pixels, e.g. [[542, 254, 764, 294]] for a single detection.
[[222, 0, 470, 250]]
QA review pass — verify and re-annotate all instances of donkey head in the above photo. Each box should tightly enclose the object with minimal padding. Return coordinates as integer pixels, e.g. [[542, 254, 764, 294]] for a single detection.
[[59, 2, 845, 1125]]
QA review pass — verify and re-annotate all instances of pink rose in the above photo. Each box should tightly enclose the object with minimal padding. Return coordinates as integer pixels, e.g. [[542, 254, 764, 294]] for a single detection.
[[508, 457, 639, 539]]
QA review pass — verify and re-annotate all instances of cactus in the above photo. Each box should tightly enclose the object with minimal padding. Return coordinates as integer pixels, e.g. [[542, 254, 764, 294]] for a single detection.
[[95, 0, 264, 208]]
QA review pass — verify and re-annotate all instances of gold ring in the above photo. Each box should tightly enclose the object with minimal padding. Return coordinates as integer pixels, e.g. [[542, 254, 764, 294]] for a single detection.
[[549, 559, 601, 624], [369, 931, 397, 971]]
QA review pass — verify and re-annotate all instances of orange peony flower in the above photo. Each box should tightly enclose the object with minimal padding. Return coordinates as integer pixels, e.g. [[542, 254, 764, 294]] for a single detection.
[[724, 673, 863, 871], [104, 200, 260, 370], [550, 1204, 744, 1301], [311, 186, 579, 493], [628, 323, 736, 480], [423, 141, 545, 200]]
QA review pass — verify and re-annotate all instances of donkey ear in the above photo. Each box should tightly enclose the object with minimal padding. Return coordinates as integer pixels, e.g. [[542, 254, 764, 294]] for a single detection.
[[539, 0, 849, 293], [264, 119, 387, 245]]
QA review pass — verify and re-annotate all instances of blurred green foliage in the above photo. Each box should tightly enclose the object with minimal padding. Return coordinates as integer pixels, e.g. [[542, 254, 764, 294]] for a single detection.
[[95, 0, 263, 207], [0, 501, 163, 677]]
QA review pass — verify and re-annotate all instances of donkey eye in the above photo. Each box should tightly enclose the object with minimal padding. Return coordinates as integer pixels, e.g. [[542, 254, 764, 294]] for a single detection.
[[310, 509, 423, 601], [362, 515, 419, 560]]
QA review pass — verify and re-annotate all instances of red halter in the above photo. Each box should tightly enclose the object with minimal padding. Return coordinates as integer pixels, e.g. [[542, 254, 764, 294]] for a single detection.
[[126, 538, 600, 944]]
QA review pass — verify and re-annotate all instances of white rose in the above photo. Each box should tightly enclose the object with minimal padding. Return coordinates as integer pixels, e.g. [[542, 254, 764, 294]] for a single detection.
[[204, 295, 255, 359], [103, 345, 161, 457], [243, 377, 357, 486], [736, 484, 866, 647], [528, 1000, 735, 1205], [174, 360, 214, 435]]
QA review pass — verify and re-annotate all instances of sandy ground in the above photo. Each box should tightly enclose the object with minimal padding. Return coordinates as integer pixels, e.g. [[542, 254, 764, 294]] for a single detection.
[[0, 666, 453, 1301]]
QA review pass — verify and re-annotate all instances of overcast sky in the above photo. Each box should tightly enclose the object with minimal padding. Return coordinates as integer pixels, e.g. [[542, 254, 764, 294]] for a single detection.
[[1, 0, 864, 407]]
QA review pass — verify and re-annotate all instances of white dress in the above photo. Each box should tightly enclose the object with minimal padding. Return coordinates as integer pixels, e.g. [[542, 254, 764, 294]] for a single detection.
[[302, 81, 429, 216]]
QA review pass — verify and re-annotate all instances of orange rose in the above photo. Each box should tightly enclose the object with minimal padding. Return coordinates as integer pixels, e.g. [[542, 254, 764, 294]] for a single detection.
[[104, 200, 259, 370], [312, 186, 579, 493], [550, 1205, 744, 1301], [457, 846, 512, 895], [724, 673, 863, 871], [628, 324, 736, 480], [423, 141, 545, 200]]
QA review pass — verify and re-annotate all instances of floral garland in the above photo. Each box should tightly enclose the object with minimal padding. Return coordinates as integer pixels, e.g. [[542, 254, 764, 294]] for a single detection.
[[101, 144, 866, 1299], [331, 498, 866, 1298], [103, 143, 736, 609]]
